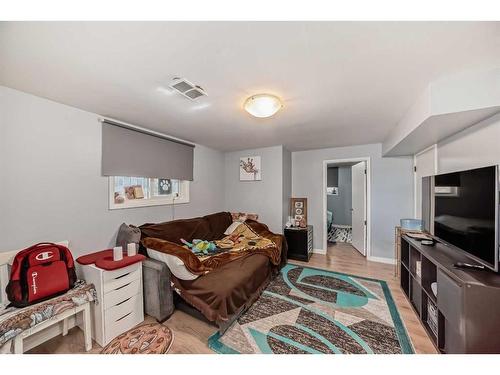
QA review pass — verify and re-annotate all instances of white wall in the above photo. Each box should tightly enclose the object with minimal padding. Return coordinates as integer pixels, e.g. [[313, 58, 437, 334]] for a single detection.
[[437, 113, 500, 174], [224, 145, 285, 234], [413, 113, 500, 216], [292, 143, 414, 260], [0, 86, 225, 256], [282, 147, 292, 228], [383, 68, 500, 156]]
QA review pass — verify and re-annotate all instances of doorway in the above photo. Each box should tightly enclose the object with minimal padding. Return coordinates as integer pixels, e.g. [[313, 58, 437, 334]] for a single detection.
[[322, 158, 371, 257]]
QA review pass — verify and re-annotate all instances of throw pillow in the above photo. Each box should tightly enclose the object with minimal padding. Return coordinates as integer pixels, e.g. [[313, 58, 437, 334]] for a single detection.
[[116, 223, 141, 250], [230, 212, 259, 222], [224, 221, 244, 235]]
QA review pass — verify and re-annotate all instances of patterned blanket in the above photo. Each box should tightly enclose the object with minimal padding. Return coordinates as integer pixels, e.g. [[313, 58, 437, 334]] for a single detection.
[[143, 222, 282, 275], [0, 281, 96, 349]]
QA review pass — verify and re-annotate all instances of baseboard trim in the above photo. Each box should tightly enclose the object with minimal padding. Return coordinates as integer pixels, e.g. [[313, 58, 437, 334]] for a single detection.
[[367, 256, 396, 265], [312, 248, 327, 255]]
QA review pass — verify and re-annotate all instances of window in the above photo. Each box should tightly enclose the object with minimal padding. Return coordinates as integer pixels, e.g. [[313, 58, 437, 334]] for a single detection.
[[109, 176, 190, 209]]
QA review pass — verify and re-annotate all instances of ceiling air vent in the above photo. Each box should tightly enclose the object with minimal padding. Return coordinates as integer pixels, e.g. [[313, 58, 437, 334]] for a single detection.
[[169, 78, 207, 101]]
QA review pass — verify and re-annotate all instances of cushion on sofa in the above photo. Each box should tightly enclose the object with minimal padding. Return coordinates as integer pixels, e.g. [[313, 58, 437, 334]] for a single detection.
[[230, 212, 259, 222], [147, 248, 198, 280], [224, 221, 243, 235], [116, 223, 141, 250]]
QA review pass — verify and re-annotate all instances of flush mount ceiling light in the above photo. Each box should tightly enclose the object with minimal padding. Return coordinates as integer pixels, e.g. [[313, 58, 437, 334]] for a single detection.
[[244, 94, 283, 118]]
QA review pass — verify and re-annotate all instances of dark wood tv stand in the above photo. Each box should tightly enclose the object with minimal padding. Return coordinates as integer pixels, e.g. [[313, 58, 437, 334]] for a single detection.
[[400, 235, 500, 353]]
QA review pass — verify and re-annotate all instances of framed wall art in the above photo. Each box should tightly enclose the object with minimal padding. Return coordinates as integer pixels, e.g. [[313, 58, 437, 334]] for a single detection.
[[240, 156, 262, 181], [327, 186, 339, 195], [290, 197, 308, 227]]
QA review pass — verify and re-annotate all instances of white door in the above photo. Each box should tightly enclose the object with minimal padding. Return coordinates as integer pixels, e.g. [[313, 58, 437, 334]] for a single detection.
[[351, 162, 366, 255]]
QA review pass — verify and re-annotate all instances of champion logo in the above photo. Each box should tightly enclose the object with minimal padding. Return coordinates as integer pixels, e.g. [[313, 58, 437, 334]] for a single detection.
[[35, 251, 54, 261], [31, 271, 38, 295]]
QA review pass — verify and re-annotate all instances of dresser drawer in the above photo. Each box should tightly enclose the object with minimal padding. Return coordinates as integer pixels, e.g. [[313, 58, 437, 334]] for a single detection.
[[104, 297, 143, 345], [103, 263, 140, 282], [103, 265, 141, 294], [104, 294, 142, 327], [103, 278, 142, 310]]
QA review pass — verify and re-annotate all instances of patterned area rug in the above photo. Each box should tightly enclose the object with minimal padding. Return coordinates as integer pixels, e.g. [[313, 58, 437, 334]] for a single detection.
[[208, 265, 413, 354], [101, 323, 174, 354], [328, 224, 352, 243]]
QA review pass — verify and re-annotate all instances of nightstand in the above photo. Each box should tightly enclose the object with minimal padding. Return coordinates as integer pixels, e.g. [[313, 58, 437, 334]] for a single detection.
[[284, 225, 313, 261], [78, 262, 144, 347]]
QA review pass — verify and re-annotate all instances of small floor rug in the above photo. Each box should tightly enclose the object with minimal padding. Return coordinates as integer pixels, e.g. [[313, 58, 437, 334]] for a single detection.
[[328, 225, 352, 243], [101, 323, 174, 354], [208, 264, 413, 354]]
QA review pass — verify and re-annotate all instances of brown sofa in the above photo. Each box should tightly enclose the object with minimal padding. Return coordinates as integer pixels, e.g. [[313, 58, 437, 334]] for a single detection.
[[139, 212, 287, 332]]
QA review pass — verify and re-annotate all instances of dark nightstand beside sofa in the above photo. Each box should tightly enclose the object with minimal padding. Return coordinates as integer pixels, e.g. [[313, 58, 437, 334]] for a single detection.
[[284, 225, 313, 261]]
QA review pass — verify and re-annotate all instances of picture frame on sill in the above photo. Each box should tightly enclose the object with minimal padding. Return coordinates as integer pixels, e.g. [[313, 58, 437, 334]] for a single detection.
[[157, 178, 172, 195], [124, 185, 144, 200], [133, 186, 145, 199]]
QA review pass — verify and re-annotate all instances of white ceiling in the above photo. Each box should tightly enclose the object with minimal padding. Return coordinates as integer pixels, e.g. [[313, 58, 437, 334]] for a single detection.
[[1, 22, 499, 151]]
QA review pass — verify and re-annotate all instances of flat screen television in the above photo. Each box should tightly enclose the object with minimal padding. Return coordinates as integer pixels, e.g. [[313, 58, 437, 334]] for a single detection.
[[433, 165, 499, 271]]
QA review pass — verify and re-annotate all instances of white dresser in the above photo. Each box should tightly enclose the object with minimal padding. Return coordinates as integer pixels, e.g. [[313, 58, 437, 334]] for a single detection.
[[78, 262, 144, 347]]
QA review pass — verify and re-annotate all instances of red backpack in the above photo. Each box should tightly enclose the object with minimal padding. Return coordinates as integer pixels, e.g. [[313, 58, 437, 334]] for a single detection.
[[6, 243, 77, 307]]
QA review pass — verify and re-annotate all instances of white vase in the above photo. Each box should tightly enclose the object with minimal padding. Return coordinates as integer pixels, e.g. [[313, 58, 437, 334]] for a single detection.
[[113, 246, 123, 261], [127, 243, 137, 257]]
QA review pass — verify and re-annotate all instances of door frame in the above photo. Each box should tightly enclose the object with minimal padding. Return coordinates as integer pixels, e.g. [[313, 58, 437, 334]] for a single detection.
[[322, 157, 371, 258], [413, 144, 438, 218]]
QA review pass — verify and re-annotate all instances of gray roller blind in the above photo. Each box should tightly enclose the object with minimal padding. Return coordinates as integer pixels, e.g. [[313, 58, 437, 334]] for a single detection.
[[101, 120, 194, 181]]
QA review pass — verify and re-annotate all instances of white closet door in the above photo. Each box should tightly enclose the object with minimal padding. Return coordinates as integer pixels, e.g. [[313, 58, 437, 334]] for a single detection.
[[414, 145, 437, 219], [351, 162, 366, 256]]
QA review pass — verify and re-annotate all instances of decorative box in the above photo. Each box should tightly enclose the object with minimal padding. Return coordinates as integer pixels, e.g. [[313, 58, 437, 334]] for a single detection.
[[400, 218, 423, 231]]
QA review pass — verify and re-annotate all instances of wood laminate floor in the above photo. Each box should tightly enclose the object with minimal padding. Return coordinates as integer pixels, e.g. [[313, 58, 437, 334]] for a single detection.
[[27, 242, 437, 354]]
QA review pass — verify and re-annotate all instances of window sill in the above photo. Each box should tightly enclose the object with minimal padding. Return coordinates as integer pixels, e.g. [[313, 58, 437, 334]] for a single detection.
[[109, 197, 189, 210]]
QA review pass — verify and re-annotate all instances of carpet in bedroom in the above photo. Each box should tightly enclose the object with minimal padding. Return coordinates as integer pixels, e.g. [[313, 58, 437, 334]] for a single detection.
[[208, 264, 413, 354]]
